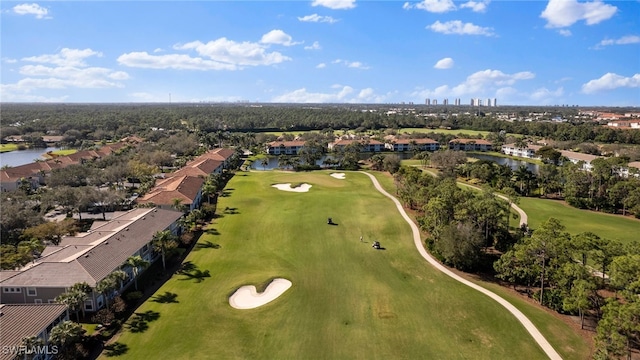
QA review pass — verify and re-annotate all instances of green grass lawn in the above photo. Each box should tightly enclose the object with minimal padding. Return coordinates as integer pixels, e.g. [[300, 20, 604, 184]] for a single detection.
[[519, 197, 640, 244], [48, 149, 77, 156], [0, 144, 19, 153], [108, 171, 560, 359]]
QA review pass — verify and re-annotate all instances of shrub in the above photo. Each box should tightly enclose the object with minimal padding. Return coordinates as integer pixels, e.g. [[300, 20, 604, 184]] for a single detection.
[[124, 291, 143, 302]]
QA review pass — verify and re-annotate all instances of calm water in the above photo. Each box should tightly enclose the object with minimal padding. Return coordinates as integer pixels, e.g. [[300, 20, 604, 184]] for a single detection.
[[0, 147, 61, 168], [469, 153, 539, 174], [248, 155, 338, 170]]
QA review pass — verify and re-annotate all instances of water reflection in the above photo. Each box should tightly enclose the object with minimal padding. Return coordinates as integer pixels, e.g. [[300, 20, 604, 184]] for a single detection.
[[469, 153, 539, 174], [0, 147, 61, 168]]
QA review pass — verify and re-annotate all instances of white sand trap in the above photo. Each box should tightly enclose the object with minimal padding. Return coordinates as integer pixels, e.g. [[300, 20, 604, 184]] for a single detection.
[[330, 173, 346, 179], [271, 183, 312, 192], [229, 278, 292, 309]]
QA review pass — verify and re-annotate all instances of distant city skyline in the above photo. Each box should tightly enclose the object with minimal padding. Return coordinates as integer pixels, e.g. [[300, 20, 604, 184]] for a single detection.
[[1, 1, 639, 105]]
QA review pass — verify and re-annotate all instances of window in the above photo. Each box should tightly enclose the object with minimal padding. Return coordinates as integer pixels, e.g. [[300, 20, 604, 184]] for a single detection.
[[34, 299, 42, 304], [2, 287, 21, 293], [27, 287, 37, 296], [84, 300, 93, 311]]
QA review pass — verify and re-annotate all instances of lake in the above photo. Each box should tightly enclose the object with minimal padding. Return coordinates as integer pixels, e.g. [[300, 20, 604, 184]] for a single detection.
[[0, 147, 61, 168], [469, 153, 540, 174]]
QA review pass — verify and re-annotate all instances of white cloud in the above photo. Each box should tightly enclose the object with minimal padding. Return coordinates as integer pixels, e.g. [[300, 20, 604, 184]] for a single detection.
[[0, 48, 129, 101], [460, 0, 490, 13], [316, 63, 326, 68], [260, 30, 300, 46], [12, 3, 50, 19], [272, 85, 390, 103], [540, 0, 617, 28], [171, 37, 291, 67], [411, 69, 534, 98], [332, 59, 370, 69], [2, 58, 18, 64], [117, 52, 239, 70], [595, 35, 640, 48], [403, 0, 456, 12], [22, 48, 102, 67], [582, 73, 640, 94], [558, 29, 572, 36], [428, 20, 494, 36], [434, 57, 454, 69], [153, 48, 164, 53], [311, 0, 356, 10], [304, 41, 322, 50], [530, 87, 564, 102], [298, 14, 338, 23]]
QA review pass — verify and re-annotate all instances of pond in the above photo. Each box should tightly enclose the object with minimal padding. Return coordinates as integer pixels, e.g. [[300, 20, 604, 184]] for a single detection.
[[468, 153, 540, 174], [0, 147, 62, 168], [247, 155, 339, 170]]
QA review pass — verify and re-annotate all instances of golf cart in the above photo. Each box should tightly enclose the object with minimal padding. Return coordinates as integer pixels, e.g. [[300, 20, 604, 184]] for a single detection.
[[372, 241, 381, 249]]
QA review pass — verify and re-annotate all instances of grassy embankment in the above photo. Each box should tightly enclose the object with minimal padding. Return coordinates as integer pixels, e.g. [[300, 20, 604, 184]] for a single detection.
[[0, 144, 19, 153], [519, 197, 640, 244], [107, 170, 562, 360]]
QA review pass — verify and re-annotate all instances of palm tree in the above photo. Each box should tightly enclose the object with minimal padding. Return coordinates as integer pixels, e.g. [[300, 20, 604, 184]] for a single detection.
[[55, 290, 87, 322], [260, 157, 269, 170], [49, 321, 85, 350], [171, 198, 186, 213], [19, 336, 44, 360], [123, 255, 150, 291], [152, 230, 178, 271], [95, 277, 116, 310]]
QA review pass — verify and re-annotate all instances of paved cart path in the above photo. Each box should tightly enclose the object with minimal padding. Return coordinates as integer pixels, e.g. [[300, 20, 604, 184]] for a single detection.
[[361, 171, 561, 360]]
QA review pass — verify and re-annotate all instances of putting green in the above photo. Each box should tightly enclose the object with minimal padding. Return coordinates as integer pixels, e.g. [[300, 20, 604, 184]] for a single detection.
[[109, 171, 570, 359]]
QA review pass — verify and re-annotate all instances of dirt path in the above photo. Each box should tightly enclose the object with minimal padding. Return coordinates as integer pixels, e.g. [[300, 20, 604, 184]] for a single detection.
[[361, 171, 561, 360]]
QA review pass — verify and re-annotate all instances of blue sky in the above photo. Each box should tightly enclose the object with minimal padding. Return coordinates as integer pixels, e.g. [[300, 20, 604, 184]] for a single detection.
[[1, 0, 639, 105]]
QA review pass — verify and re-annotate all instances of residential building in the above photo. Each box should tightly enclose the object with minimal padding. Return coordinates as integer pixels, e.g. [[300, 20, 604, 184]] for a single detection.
[[0, 304, 69, 360], [501, 144, 542, 159], [0, 140, 133, 192], [0, 207, 182, 312], [448, 139, 492, 151], [328, 139, 384, 152], [385, 138, 440, 152], [265, 141, 306, 155], [137, 175, 205, 211]]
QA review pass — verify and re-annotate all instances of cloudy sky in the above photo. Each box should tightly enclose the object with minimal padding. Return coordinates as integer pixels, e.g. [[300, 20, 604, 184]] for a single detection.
[[1, 0, 639, 105]]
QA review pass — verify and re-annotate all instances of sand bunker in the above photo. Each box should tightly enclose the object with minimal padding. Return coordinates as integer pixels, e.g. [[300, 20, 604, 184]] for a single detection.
[[271, 183, 312, 192], [229, 278, 292, 309], [330, 173, 346, 179]]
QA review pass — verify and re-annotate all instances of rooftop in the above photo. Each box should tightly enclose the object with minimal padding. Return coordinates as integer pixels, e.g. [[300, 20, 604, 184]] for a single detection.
[[0, 303, 68, 360]]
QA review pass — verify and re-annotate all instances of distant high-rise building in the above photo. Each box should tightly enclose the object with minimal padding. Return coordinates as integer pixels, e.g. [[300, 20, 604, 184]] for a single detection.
[[487, 98, 491, 107], [433, 99, 437, 105], [493, 98, 497, 107], [478, 99, 483, 106], [425, 98, 430, 105], [443, 99, 448, 105], [470, 98, 475, 106]]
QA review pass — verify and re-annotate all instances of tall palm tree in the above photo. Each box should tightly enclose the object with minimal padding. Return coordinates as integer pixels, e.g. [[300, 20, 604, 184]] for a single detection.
[[123, 255, 150, 291], [95, 277, 116, 310], [55, 290, 87, 322], [49, 321, 85, 350], [152, 230, 178, 271]]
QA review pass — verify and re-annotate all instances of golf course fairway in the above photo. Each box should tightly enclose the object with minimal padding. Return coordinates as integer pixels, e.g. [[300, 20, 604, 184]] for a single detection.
[[108, 171, 587, 359]]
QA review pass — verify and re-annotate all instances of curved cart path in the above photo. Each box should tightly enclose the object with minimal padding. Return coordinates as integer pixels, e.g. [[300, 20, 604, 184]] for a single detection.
[[361, 171, 561, 360]]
